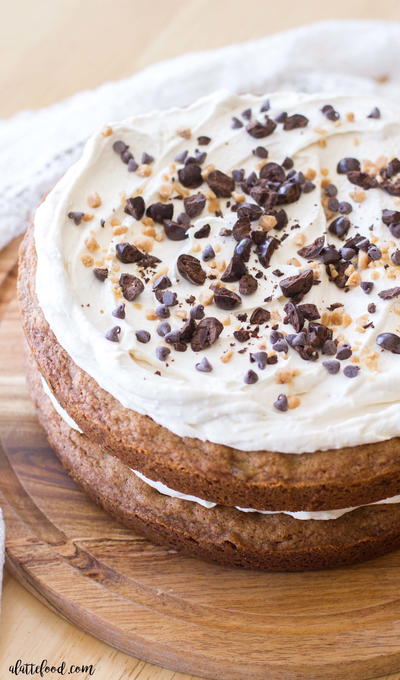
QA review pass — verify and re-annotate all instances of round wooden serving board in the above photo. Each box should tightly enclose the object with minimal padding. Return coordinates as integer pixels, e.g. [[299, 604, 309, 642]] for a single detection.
[[2, 287, 400, 680]]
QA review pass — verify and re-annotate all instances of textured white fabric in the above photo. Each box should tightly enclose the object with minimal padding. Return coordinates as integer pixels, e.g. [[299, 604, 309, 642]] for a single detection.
[[1, 20, 400, 251], [0, 508, 4, 607], [1, 18, 400, 595]]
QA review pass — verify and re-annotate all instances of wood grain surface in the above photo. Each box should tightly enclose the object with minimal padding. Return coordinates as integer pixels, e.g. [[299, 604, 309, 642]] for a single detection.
[[2, 1, 400, 679]]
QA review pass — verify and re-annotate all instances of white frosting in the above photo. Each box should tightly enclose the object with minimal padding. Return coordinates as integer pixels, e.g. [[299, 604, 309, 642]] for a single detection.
[[35, 90, 400, 454], [41, 372, 400, 521]]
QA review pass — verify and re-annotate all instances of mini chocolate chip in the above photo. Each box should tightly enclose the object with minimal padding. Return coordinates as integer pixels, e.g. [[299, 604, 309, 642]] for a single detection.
[[368, 107, 381, 119], [113, 140, 128, 154], [194, 223, 211, 239], [163, 220, 189, 241], [275, 111, 287, 123], [239, 274, 258, 295], [282, 156, 294, 169], [156, 346, 170, 361], [273, 339, 288, 353], [146, 202, 173, 223], [338, 201, 352, 215], [376, 332, 400, 354], [328, 216, 351, 238], [175, 150, 188, 163], [337, 157, 361, 173], [155, 289, 177, 306], [279, 269, 314, 298], [105, 326, 121, 342], [242, 107, 252, 119], [119, 273, 144, 301], [178, 163, 203, 188], [368, 303, 376, 313], [93, 267, 108, 281], [260, 99, 270, 112], [213, 286, 242, 310], [391, 249, 400, 265], [336, 344, 352, 360], [124, 196, 145, 220], [252, 146, 269, 158], [232, 168, 245, 182], [156, 305, 170, 319], [322, 359, 340, 374], [197, 135, 211, 145], [250, 307, 270, 324], [328, 197, 339, 212], [246, 118, 277, 138], [141, 152, 154, 164], [202, 244, 215, 261], [274, 394, 288, 412], [206, 169, 235, 197], [152, 275, 171, 291], [367, 245, 382, 260], [361, 281, 374, 294], [321, 104, 340, 121], [325, 183, 338, 197], [127, 158, 139, 172], [190, 304, 205, 320], [195, 357, 213, 372], [177, 254, 206, 285], [191, 317, 223, 351], [244, 370, 258, 384], [136, 330, 151, 343], [250, 351, 268, 369], [231, 116, 243, 129], [344, 365, 360, 378], [68, 211, 85, 225], [283, 113, 309, 130], [379, 287, 400, 300], [157, 321, 171, 337], [112, 303, 125, 319]]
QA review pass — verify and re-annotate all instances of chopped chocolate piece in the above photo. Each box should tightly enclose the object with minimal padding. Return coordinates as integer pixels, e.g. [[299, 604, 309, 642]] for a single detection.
[[146, 202, 174, 223], [93, 267, 108, 281], [274, 394, 288, 412], [194, 223, 211, 239], [156, 305, 170, 319], [382, 208, 400, 225], [283, 114, 309, 130], [178, 163, 203, 188], [325, 183, 338, 197], [339, 247, 356, 261], [266, 208, 288, 231], [284, 301, 304, 332], [191, 317, 223, 351], [378, 287, 400, 300], [141, 152, 154, 164], [297, 303, 320, 320], [367, 244, 382, 260], [337, 157, 361, 174], [279, 269, 314, 298], [175, 149, 188, 163], [152, 275, 171, 291], [282, 156, 294, 169], [232, 168, 245, 182], [322, 339, 337, 355], [231, 116, 243, 129], [105, 326, 121, 342], [384, 158, 400, 178], [336, 344, 352, 360], [389, 223, 400, 238], [196, 357, 213, 372], [338, 201, 352, 215], [221, 254, 248, 282], [257, 236, 279, 267], [115, 242, 142, 264], [368, 303, 376, 314], [184, 191, 206, 218], [259, 162, 285, 183], [242, 107, 252, 119], [112, 304, 126, 320], [136, 329, 151, 343], [128, 158, 139, 172], [190, 304, 205, 320], [213, 286, 241, 310], [234, 329, 250, 342], [239, 274, 258, 295], [322, 360, 340, 374], [249, 307, 270, 324], [273, 339, 288, 353], [321, 104, 340, 121], [391, 249, 400, 265], [234, 237, 253, 261], [368, 107, 381, 119], [195, 152, 207, 166], [155, 289, 177, 306], [119, 273, 144, 301], [250, 351, 268, 369], [252, 146, 269, 158], [347, 171, 378, 189], [298, 236, 325, 260], [344, 365, 360, 378], [260, 99, 270, 112], [157, 321, 171, 337], [156, 346, 170, 361], [206, 169, 235, 197], [124, 196, 145, 220], [202, 244, 215, 261], [244, 370, 258, 384], [68, 211, 85, 225], [113, 140, 128, 155], [197, 135, 211, 145], [376, 332, 400, 354], [246, 118, 277, 138], [277, 181, 301, 204], [360, 281, 374, 294], [275, 111, 287, 123], [328, 216, 351, 238], [177, 254, 206, 285], [232, 219, 251, 241], [328, 197, 339, 212], [237, 202, 263, 221], [163, 220, 189, 241]]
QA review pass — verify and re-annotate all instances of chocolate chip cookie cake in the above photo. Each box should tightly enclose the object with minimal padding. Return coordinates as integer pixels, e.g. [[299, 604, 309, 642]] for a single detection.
[[19, 91, 400, 570]]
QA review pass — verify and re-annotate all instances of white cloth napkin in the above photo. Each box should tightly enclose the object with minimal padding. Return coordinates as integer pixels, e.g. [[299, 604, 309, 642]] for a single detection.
[[2, 18, 400, 597]]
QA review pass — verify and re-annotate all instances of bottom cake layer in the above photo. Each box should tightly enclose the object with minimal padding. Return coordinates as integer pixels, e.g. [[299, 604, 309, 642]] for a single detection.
[[27, 355, 400, 571]]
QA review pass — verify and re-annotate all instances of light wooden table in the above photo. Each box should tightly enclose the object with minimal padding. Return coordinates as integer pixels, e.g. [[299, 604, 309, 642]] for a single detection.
[[2, 1, 400, 678]]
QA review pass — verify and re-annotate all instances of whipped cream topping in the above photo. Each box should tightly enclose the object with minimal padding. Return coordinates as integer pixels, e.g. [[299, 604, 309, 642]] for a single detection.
[[35, 90, 400, 454], [41, 372, 400, 521]]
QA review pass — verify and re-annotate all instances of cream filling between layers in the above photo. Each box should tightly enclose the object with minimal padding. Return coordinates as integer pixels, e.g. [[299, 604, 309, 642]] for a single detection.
[[34, 91, 400, 454], [40, 376, 400, 521]]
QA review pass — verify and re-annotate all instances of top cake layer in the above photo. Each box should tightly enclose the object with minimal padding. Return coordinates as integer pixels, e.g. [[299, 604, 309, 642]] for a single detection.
[[34, 91, 400, 454]]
